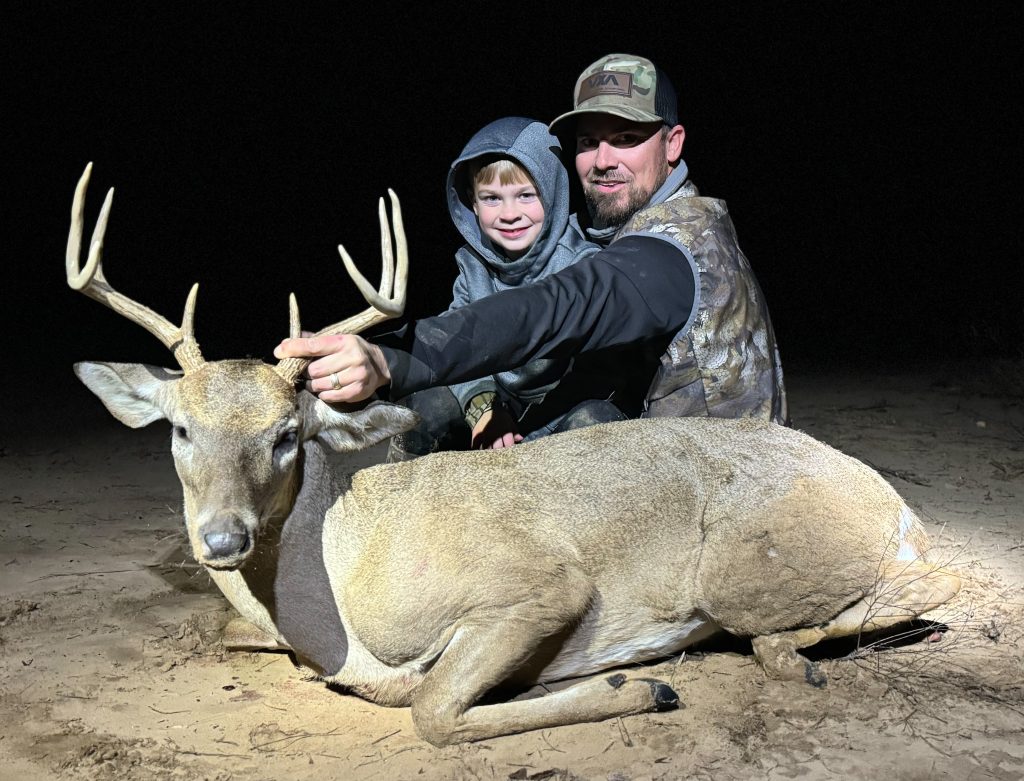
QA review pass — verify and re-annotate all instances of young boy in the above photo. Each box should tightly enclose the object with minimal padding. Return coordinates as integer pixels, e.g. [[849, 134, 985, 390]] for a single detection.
[[387, 116, 621, 459]]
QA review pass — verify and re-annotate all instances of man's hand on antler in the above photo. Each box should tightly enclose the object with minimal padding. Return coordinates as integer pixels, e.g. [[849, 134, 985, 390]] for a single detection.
[[275, 334, 390, 403]]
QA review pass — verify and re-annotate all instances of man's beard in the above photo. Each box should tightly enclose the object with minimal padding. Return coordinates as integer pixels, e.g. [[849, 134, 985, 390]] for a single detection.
[[582, 174, 664, 230]]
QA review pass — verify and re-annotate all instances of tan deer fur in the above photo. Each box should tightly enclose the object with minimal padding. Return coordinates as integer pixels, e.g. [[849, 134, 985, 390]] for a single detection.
[[76, 358, 961, 746]]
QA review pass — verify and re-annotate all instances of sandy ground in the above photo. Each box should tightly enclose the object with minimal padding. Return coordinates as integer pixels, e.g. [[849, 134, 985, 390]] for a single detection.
[[1, 364, 1022, 781]]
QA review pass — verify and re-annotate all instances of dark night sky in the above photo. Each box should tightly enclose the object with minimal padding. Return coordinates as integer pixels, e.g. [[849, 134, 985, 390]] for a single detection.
[[2, 4, 1021, 431]]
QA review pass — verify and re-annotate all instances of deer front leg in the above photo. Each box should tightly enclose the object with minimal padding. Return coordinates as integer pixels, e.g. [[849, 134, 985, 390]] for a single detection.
[[410, 613, 679, 746], [221, 617, 289, 652]]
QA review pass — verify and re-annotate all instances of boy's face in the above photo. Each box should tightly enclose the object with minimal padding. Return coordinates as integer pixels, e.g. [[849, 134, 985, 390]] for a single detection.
[[472, 174, 545, 260]]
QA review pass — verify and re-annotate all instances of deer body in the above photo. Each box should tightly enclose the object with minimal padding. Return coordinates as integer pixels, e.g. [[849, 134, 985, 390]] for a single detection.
[[302, 414, 923, 691], [78, 358, 959, 746], [68, 165, 960, 746]]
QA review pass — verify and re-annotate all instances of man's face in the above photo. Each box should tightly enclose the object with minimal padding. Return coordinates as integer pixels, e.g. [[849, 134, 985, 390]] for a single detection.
[[575, 115, 684, 228]]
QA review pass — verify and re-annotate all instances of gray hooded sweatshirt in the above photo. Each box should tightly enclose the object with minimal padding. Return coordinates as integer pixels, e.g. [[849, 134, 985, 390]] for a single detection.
[[445, 116, 599, 414]]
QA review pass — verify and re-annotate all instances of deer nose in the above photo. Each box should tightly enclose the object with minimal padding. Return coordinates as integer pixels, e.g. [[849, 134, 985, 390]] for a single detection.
[[202, 512, 251, 559]]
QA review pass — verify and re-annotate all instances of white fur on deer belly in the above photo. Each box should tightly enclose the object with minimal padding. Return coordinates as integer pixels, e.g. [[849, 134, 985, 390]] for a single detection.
[[540, 612, 719, 681]]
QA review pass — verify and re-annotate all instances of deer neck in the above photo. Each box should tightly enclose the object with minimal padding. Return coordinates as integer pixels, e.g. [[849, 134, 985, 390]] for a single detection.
[[206, 437, 354, 676]]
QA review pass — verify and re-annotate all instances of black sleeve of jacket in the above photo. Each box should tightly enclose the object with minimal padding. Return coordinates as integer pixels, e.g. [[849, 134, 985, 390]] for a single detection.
[[377, 234, 696, 399]]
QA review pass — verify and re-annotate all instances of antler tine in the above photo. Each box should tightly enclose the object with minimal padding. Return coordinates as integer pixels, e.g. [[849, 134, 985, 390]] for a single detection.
[[275, 191, 408, 385], [67, 164, 206, 373], [388, 189, 409, 310], [287, 293, 301, 339], [376, 192, 395, 297], [325, 190, 407, 331]]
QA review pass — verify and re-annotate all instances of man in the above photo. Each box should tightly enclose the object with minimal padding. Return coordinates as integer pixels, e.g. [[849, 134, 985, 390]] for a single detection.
[[276, 53, 788, 434]]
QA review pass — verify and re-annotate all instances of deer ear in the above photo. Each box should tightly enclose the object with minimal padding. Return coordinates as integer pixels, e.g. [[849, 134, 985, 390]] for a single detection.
[[74, 361, 181, 428], [300, 393, 420, 452]]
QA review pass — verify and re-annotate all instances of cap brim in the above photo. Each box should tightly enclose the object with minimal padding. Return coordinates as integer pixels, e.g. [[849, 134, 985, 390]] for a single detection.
[[548, 105, 664, 136]]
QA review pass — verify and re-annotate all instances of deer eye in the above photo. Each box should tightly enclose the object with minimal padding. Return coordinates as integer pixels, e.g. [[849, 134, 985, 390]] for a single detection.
[[173, 425, 189, 442], [274, 430, 298, 454]]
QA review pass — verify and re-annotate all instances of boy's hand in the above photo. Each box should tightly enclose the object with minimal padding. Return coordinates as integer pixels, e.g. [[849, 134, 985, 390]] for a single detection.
[[471, 407, 524, 449], [274, 334, 390, 403]]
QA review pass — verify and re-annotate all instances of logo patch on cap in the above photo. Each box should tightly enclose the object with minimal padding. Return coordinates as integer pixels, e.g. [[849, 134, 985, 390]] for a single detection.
[[578, 72, 633, 103]]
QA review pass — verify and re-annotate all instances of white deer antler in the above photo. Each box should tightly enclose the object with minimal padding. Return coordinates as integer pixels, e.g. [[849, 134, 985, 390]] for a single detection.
[[67, 163, 206, 373], [275, 190, 408, 384]]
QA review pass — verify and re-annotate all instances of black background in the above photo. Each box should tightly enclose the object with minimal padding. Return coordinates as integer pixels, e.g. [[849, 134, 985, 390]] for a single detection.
[[3, 4, 1021, 430]]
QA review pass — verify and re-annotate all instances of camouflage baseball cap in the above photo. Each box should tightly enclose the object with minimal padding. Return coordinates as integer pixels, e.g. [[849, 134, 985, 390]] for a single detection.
[[549, 53, 679, 136]]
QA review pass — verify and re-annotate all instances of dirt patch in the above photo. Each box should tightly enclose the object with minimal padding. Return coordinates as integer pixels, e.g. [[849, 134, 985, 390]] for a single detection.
[[1, 367, 1022, 779]]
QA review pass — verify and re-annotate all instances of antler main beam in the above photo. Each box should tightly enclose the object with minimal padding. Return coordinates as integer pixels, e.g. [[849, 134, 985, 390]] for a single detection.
[[67, 164, 405, 384], [67, 163, 206, 373], [275, 190, 408, 385]]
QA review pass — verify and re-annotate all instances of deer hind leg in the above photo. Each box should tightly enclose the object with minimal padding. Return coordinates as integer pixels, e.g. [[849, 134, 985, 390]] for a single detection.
[[752, 560, 961, 687]]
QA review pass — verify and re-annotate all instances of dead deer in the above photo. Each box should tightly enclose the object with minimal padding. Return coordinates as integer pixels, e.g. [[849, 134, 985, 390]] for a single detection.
[[69, 164, 960, 747]]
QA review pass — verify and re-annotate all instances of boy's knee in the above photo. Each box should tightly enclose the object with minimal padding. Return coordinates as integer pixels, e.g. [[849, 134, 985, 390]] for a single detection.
[[557, 400, 627, 433], [390, 387, 468, 457]]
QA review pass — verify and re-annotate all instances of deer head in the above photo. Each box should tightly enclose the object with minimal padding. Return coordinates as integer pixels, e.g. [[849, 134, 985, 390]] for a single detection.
[[69, 164, 418, 570]]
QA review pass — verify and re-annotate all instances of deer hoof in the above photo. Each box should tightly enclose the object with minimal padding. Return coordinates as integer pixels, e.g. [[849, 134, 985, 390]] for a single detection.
[[608, 675, 681, 712], [650, 681, 680, 711]]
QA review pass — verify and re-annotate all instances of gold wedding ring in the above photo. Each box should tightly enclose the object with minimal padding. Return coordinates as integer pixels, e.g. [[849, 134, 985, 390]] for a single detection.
[[329, 372, 342, 391]]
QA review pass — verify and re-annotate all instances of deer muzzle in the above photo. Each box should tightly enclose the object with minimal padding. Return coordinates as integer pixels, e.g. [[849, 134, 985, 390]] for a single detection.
[[200, 510, 256, 569]]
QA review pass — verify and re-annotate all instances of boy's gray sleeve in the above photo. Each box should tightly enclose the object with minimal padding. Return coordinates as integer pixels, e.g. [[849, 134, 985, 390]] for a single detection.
[[447, 271, 472, 311], [448, 377, 497, 411]]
